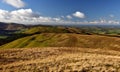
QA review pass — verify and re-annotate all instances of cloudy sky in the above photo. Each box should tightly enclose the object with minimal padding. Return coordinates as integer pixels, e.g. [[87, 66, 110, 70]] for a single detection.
[[0, 0, 120, 25]]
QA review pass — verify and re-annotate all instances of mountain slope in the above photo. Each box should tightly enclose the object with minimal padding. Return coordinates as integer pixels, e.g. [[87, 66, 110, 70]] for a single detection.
[[1, 33, 120, 51], [0, 22, 27, 30], [23, 26, 82, 34], [0, 47, 120, 72]]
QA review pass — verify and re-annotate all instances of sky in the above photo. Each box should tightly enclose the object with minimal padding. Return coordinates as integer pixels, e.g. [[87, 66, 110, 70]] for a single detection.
[[0, 0, 120, 25]]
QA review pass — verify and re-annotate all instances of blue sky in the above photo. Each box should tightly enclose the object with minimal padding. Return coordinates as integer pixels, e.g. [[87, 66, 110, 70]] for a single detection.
[[0, 0, 120, 24]]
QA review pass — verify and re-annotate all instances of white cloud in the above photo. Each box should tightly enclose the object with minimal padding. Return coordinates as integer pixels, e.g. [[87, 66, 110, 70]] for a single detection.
[[11, 9, 39, 18], [3, 0, 25, 8], [0, 9, 119, 25], [73, 11, 85, 18], [0, 9, 64, 24], [66, 15, 72, 19], [0, 9, 9, 19]]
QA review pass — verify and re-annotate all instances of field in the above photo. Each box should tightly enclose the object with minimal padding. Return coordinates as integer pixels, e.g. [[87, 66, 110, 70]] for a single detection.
[[0, 47, 120, 72]]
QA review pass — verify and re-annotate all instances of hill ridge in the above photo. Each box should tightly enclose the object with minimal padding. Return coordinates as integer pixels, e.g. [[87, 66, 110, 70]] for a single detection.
[[1, 33, 120, 51]]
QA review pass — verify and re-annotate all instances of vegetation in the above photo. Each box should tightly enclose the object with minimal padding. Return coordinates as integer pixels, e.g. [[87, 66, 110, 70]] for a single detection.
[[0, 25, 120, 49], [23, 26, 82, 34], [0, 47, 120, 72], [0, 24, 120, 71], [0, 36, 7, 39], [0, 33, 120, 51]]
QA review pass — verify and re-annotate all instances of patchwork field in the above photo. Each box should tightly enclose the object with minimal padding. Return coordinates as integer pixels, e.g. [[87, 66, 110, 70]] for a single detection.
[[0, 47, 120, 72]]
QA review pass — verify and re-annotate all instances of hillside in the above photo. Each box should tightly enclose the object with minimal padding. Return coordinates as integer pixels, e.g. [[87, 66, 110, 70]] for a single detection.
[[1, 24, 120, 72], [1, 33, 120, 51], [23, 26, 82, 34], [0, 22, 27, 45], [0, 22, 27, 30], [0, 47, 120, 72], [0, 25, 85, 46], [1, 25, 120, 50]]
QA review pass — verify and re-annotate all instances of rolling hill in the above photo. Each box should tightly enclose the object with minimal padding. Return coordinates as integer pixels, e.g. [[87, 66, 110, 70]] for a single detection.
[[1, 33, 120, 51], [0, 22, 27, 30], [0, 25, 89, 47], [0, 25, 120, 51], [1, 24, 120, 72]]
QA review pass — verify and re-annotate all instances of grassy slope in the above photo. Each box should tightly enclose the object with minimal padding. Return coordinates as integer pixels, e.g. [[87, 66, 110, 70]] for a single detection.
[[1, 26, 120, 50], [24, 26, 82, 34], [1, 33, 120, 51], [1, 26, 120, 71], [0, 47, 120, 72]]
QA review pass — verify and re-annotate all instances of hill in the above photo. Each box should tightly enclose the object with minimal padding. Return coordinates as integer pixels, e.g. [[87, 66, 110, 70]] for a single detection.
[[0, 25, 85, 46], [23, 26, 82, 34], [1, 33, 120, 51], [0, 22, 27, 30], [0, 24, 120, 71], [1, 25, 120, 50], [0, 47, 120, 72]]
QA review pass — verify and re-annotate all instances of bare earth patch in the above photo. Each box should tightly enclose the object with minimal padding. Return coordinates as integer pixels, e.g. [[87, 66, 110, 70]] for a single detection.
[[0, 47, 120, 72]]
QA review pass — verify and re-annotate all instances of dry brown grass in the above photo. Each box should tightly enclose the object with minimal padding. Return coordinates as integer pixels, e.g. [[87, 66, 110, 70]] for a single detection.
[[0, 47, 120, 72]]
